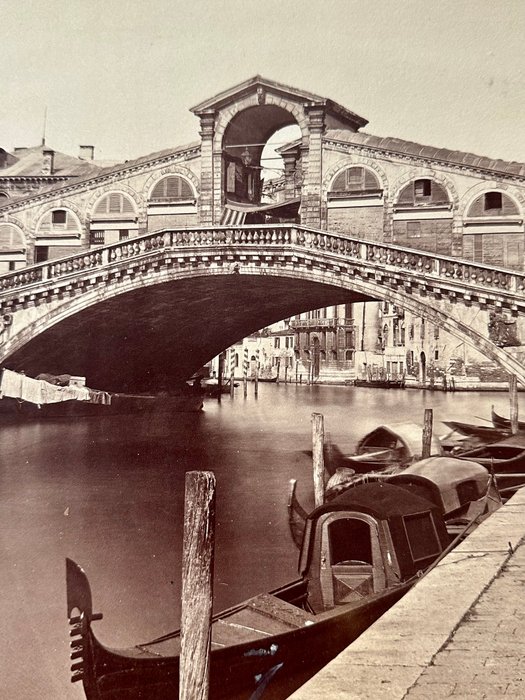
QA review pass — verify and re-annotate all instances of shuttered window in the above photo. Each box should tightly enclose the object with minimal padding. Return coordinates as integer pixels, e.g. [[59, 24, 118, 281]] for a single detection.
[[94, 193, 136, 216], [331, 167, 380, 193], [37, 208, 81, 235], [150, 176, 194, 201], [396, 180, 450, 206], [467, 191, 519, 217], [0, 224, 25, 250]]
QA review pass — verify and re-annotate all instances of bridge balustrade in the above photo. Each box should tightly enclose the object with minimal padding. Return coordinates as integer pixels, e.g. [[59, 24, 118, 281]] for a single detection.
[[0, 225, 523, 302]]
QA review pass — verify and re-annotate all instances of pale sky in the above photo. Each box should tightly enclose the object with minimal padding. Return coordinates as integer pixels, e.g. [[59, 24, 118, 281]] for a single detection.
[[2, 0, 524, 164]]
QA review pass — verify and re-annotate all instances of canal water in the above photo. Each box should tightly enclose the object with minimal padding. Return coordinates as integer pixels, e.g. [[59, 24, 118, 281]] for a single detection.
[[1, 383, 520, 698]]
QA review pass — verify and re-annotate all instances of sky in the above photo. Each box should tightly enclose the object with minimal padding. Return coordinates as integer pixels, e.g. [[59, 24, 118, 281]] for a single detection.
[[2, 0, 525, 165]]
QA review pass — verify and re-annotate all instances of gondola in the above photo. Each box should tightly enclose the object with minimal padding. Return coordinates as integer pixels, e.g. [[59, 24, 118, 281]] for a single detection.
[[491, 405, 525, 432], [455, 433, 525, 497], [288, 456, 500, 548], [441, 420, 508, 442], [67, 482, 452, 700]]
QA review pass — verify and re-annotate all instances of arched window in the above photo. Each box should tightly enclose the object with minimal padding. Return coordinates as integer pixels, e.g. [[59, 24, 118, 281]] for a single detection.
[[90, 192, 139, 247], [0, 223, 26, 272], [150, 176, 194, 202], [94, 192, 136, 216], [395, 179, 450, 208], [94, 193, 135, 216], [330, 166, 381, 195], [37, 208, 80, 234], [466, 191, 519, 217], [0, 223, 24, 250], [463, 191, 523, 269]]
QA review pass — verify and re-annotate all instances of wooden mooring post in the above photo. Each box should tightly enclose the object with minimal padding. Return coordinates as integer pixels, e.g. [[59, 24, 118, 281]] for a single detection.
[[180, 471, 216, 700], [217, 353, 223, 404], [422, 408, 433, 458], [254, 347, 259, 398], [312, 413, 325, 507], [509, 375, 519, 435], [243, 346, 248, 399], [229, 351, 235, 399]]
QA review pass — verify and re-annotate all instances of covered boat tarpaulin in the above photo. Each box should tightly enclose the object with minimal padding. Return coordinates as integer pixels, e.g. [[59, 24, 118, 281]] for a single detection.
[[0, 368, 111, 405]]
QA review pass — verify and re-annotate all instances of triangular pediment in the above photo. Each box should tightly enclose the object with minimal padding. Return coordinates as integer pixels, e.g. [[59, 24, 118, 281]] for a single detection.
[[191, 75, 368, 130]]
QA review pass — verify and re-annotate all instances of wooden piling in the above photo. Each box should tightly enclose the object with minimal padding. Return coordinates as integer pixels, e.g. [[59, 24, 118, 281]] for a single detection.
[[229, 352, 235, 399], [509, 375, 519, 435], [422, 408, 433, 458], [180, 471, 216, 700], [312, 413, 325, 507], [217, 353, 223, 404], [243, 347, 248, 398]]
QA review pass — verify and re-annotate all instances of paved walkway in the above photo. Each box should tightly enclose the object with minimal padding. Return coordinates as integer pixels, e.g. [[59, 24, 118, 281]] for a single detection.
[[289, 489, 525, 699]]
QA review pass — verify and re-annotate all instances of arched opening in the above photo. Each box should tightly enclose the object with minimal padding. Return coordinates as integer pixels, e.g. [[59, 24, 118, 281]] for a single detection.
[[221, 106, 301, 225], [35, 207, 82, 262], [90, 192, 139, 246], [463, 190, 523, 269], [0, 223, 26, 272]]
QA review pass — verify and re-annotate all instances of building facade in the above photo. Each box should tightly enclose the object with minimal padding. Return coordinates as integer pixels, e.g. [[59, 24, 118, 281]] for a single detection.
[[1, 76, 524, 384]]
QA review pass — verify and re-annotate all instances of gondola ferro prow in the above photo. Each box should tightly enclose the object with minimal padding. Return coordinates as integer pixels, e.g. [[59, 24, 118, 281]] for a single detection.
[[66, 558, 103, 686]]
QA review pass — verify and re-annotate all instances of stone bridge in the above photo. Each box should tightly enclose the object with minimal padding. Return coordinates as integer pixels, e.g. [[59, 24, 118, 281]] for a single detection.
[[0, 225, 524, 390]]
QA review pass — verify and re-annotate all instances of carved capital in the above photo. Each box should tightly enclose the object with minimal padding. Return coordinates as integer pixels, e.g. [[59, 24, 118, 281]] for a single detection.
[[199, 112, 216, 140]]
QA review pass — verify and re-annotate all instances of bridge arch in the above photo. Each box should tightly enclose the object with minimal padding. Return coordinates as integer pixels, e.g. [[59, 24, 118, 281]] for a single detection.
[[2, 248, 523, 388]]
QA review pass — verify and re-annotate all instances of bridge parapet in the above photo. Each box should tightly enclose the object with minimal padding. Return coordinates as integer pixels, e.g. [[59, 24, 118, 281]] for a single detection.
[[0, 225, 523, 314]]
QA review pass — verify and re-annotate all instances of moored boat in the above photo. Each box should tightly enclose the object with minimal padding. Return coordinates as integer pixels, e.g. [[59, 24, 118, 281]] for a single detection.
[[454, 434, 525, 496], [491, 405, 525, 432], [289, 455, 500, 547], [67, 482, 452, 700]]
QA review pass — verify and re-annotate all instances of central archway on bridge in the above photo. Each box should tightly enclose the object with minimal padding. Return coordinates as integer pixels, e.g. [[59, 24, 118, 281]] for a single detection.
[[220, 106, 302, 225]]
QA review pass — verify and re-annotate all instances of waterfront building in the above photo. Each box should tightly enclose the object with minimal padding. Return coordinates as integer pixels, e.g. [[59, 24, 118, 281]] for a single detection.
[[1, 76, 524, 385]]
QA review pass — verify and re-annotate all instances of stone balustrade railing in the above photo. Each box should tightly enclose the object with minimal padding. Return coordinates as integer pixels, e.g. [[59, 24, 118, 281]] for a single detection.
[[0, 225, 523, 300]]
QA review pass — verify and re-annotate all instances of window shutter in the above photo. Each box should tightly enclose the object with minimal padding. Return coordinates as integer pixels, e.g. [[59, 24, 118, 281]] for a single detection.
[[0, 224, 23, 249]]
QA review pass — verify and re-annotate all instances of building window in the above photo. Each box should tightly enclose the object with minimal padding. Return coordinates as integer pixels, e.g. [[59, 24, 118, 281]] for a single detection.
[[414, 179, 432, 198], [396, 179, 450, 208], [52, 209, 67, 225], [331, 166, 380, 194], [35, 246, 49, 263], [275, 338, 281, 349], [8, 260, 16, 271], [150, 175, 194, 202], [94, 193, 136, 216], [467, 191, 518, 218], [484, 191, 502, 212], [434, 349, 439, 360], [90, 231, 105, 246], [119, 229, 129, 241]]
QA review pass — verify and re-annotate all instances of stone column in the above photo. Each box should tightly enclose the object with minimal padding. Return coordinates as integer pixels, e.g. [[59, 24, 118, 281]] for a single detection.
[[198, 112, 215, 226], [282, 148, 300, 201], [301, 105, 325, 229]]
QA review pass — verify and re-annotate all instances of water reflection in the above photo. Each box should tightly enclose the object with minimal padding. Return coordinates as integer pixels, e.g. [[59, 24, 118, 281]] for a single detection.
[[0, 384, 519, 698]]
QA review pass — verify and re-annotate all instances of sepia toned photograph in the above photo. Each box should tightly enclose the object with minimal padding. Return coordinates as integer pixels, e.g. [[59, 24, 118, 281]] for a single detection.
[[1, 1, 524, 697]]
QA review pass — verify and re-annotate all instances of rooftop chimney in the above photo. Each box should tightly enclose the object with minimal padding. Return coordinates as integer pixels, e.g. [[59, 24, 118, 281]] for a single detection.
[[78, 145, 95, 161], [42, 148, 55, 175]]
